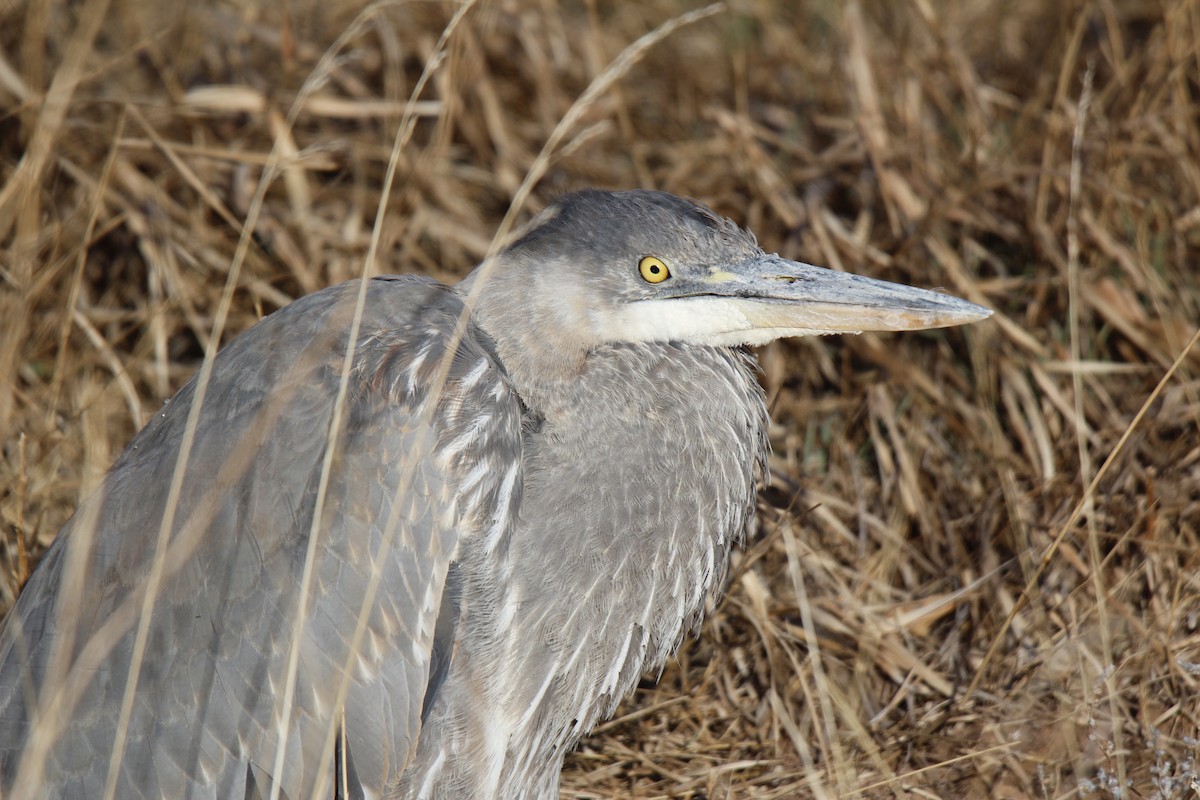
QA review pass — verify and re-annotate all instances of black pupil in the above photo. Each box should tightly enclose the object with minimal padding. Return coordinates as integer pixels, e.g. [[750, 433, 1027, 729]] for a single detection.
[[650, 265, 660, 274]]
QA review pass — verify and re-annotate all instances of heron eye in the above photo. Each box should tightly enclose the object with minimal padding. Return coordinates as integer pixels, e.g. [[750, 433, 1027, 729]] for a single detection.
[[638, 256, 671, 284]]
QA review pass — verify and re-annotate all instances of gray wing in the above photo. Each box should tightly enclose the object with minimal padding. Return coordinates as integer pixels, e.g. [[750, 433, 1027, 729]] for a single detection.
[[0, 276, 523, 799]]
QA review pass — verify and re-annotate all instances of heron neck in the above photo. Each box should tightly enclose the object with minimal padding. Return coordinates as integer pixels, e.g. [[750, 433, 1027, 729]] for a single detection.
[[407, 342, 769, 796], [456, 265, 601, 415]]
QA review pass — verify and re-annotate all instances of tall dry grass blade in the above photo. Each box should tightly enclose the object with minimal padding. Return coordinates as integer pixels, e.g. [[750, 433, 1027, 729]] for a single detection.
[[780, 521, 846, 798], [1069, 60, 1129, 793], [92, 3, 419, 796], [298, 2, 483, 793], [46, 109, 129, 428], [457, 2, 726, 309], [310, 5, 730, 794], [0, 0, 111, 251]]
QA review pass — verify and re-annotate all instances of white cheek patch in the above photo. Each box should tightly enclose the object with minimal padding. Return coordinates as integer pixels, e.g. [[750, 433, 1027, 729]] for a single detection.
[[609, 297, 751, 344], [608, 297, 848, 347]]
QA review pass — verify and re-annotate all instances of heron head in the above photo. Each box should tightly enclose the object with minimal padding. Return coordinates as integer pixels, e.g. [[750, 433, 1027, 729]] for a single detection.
[[460, 190, 991, 397]]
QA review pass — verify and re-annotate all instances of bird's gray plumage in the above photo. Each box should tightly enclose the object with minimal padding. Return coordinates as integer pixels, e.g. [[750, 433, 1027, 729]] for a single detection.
[[0, 189, 990, 798], [0, 278, 523, 797]]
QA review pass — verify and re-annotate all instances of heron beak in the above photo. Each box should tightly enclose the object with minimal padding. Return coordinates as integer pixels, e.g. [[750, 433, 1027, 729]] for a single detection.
[[694, 253, 992, 336], [616, 253, 991, 347]]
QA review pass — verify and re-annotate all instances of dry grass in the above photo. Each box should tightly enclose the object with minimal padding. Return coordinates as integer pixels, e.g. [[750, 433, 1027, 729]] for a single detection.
[[2, 0, 1199, 797]]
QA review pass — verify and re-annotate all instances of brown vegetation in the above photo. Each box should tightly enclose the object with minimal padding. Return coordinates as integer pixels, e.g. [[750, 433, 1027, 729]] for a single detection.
[[1, 0, 1198, 796]]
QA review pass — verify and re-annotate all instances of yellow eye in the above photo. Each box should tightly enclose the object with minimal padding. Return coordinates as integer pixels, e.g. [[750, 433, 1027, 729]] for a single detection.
[[638, 256, 670, 284]]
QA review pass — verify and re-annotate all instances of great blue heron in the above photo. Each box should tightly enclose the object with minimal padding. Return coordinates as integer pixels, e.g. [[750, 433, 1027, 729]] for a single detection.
[[0, 189, 989, 798]]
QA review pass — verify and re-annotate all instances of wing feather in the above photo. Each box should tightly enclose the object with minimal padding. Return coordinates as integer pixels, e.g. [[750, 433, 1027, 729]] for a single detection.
[[0, 276, 523, 799]]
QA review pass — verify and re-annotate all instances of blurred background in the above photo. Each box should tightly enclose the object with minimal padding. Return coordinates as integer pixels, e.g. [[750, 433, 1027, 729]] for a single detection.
[[1, 0, 1197, 796]]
